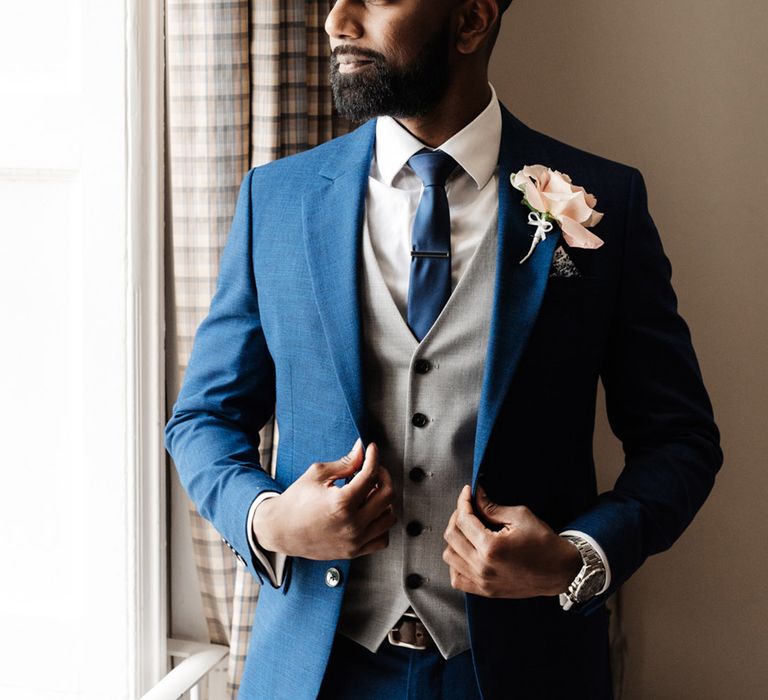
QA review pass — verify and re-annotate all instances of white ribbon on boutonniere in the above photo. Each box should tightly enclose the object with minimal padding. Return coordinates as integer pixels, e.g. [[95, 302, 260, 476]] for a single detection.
[[522, 211, 554, 264], [511, 164, 605, 264]]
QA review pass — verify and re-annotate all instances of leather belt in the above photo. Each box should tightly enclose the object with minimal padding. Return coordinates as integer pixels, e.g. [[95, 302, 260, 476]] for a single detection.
[[387, 609, 436, 650]]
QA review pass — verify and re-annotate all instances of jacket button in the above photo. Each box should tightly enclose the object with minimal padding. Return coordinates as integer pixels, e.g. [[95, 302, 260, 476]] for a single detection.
[[325, 567, 342, 588], [406, 573, 424, 589], [409, 467, 426, 482], [406, 520, 424, 537], [411, 413, 428, 428], [414, 359, 431, 374]]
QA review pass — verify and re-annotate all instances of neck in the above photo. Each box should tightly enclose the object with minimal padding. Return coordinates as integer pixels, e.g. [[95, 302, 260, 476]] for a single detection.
[[394, 77, 492, 148]]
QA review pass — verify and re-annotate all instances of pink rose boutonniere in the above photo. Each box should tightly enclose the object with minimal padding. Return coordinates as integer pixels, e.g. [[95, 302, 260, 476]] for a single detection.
[[511, 164, 605, 264]]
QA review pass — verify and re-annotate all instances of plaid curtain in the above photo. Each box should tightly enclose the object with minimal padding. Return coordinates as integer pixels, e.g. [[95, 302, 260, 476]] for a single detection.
[[165, 1, 349, 696]]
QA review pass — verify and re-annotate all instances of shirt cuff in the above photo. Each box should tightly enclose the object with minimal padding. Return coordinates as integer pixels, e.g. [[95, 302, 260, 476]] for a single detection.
[[558, 529, 612, 604], [247, 491, 288, 588]]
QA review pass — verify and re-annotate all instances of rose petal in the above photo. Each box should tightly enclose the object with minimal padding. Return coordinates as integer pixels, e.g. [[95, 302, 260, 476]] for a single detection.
[[584, 209, 604, 227], [559, 188, 596, 224], [540, 190, 577, 217], [511, 170, 529, 191], [544, 170, 575, 194], [522, 164, 550, 190], [514, 166, 603, 235], [569, 184, 598, 211], [558, 215, 605, 249], [524, 182, 547, 212]]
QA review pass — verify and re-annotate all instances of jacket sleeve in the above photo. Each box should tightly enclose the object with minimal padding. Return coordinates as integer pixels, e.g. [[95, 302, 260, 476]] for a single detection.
[[562, 167, 723, 614], [164, 167, 284, 586]]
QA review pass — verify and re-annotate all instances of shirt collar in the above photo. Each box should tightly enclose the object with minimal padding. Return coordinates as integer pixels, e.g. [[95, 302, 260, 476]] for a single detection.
[[374, 83, 502, 190]]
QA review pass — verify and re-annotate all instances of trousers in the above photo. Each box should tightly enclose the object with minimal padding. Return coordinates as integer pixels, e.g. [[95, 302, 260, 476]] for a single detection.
[[316, 631, 483, 700]]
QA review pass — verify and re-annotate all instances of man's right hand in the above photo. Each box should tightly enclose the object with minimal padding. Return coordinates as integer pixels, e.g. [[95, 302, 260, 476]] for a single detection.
[[251, 439, 397, 560]]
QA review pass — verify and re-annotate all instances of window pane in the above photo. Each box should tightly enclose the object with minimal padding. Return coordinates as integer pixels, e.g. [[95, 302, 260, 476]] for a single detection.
[[0, 1, 132, 697]]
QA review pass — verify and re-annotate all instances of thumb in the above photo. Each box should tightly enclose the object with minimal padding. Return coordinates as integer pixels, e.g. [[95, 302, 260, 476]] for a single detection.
[[311, 437, 363, 482], [475, 484, 514, 528]]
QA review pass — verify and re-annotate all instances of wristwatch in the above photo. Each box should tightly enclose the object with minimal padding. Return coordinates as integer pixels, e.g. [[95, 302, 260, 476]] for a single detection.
[[559, 535, 607, 611]]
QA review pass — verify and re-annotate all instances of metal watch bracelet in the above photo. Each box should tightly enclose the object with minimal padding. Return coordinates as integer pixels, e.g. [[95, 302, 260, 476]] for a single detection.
[[559, 535, 606, 611]]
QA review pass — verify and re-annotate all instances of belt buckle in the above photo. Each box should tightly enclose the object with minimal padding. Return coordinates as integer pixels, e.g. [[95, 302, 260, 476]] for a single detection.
[[387, 610, 431, 650]]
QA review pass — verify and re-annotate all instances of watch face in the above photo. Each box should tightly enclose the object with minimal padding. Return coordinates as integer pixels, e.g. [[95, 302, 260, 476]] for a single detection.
[[576, 569, 606, 602]]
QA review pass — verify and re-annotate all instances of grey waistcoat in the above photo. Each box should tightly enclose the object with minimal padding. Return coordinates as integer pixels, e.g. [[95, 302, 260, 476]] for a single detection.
[[335, 213, 498, 659]]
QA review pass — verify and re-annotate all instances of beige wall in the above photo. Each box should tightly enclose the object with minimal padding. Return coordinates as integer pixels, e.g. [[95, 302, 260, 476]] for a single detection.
[[491, 1, 767, 697]]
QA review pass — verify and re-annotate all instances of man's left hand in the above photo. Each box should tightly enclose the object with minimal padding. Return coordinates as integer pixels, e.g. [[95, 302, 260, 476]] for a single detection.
[[442, 484, 582, 598]]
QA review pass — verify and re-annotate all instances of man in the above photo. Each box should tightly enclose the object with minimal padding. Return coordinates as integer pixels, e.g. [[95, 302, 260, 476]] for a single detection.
[[164, 0, 723, 698]]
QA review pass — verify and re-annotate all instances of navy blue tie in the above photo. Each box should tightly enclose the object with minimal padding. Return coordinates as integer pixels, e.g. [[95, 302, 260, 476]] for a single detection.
[[406, 149, 458, 341]]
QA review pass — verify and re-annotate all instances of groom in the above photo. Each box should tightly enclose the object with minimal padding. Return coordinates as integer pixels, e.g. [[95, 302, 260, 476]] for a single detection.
[[164, 0, 723, 698]]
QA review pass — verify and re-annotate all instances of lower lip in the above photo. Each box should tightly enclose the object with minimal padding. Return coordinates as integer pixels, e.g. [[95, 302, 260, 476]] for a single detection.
[[339, 61, 373, 74]]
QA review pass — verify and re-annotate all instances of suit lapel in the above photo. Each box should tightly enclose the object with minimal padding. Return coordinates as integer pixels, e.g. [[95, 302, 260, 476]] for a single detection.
[[471, 105, 560, 488], [301, 120, 377, 443]]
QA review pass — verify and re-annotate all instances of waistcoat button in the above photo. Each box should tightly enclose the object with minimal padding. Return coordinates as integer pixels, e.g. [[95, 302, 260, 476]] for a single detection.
[[414, 359, 431, 374], [412, 413, 428, 428], [406, 520, 424, 537], [409, 467, 426, 482], [405, 573, 424, 589], [325, 567, 342, 588]]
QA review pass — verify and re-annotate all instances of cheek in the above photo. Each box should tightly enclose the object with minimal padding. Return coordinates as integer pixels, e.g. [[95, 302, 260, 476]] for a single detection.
[[375, 16, 427, 66], [377, 34, 409, 68]]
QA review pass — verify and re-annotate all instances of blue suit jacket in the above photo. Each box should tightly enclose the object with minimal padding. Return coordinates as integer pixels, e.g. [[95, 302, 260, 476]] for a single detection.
[[165, 104, 722, 699]]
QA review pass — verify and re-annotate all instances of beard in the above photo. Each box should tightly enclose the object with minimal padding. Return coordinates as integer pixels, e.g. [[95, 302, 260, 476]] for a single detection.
[[329, 23, 452, 123]]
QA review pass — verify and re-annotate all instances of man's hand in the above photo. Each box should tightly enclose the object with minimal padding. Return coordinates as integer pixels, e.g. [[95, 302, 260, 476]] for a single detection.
[[251, 439, 397, 560], [442, 484, 582, 598]]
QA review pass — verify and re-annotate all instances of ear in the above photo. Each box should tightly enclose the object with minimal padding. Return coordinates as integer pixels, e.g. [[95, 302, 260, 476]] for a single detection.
[[454, 0, 500, 56]]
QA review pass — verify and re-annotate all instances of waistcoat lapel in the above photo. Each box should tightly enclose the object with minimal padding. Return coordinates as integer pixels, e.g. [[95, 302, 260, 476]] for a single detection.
[[301, 120, 376, 443], [471, 105, 560, 489]]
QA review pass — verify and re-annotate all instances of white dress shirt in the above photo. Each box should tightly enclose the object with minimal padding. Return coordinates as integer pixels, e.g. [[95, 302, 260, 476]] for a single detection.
[[246, 84, 610, 603]]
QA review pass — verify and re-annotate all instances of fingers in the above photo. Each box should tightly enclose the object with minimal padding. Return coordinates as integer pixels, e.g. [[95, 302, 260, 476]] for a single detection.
[[310, 438, 364, 482], [454, 485, 490, 551], [357, 461, 394, 522], [448, 566, 486, 596], [474, 483, 517, 529], [357, 504, 398, 553], [342, 442, 383, 507], [443, 542, 478, 582], [475, 483, 490, 508], [443, 507, 484, 576], [354, 530, 390, 557]]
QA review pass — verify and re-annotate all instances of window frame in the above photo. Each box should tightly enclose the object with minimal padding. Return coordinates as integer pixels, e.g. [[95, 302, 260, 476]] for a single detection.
[[126, 0, 168, 694]]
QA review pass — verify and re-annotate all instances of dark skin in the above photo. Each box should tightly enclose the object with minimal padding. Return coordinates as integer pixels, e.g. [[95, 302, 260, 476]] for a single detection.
[[254, 0, 582, 599], [326, 0, 496, 146]]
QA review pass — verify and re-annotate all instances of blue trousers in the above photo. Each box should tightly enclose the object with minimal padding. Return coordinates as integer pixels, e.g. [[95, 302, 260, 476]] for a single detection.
[[317, 632, 483, 700]]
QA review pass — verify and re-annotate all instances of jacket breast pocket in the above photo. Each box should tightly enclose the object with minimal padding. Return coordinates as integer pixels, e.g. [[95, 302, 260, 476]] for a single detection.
[[528, 276, 613, 367], [538, 276, 609, 319]]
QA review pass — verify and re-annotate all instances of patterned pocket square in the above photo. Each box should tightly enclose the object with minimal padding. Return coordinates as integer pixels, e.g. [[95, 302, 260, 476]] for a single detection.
[[549, 245, 582, 278]]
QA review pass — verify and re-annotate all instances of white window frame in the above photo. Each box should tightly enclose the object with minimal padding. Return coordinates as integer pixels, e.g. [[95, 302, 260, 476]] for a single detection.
[[0, 1, 167, 696], [126, 0, 168, 695]]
